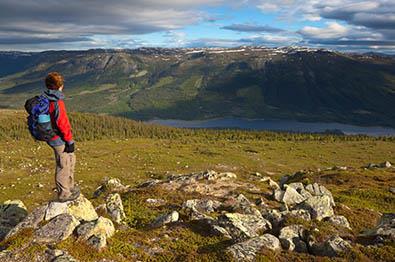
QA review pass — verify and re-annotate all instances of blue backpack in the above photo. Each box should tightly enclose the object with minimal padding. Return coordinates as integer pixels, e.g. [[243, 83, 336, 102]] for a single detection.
[[24, 95, 57, 141]]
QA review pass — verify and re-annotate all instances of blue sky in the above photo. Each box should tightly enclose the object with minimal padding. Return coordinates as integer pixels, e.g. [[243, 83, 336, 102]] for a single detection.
[[0, 1, 394, 53]]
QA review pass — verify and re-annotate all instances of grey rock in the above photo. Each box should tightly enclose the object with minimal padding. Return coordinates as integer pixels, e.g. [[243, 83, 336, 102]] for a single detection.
[[298, 195, 334, 221], [217, 212, 271, 241], [53, 253, 79, 262], [87, 234, 107, 250], [279, 225, 308, 252], [5, 204, 47, 240], [371, 213, 395, 240], [310, 236, 352, 257], [389, 187, 395, 194], [273, 189, 284, 202], [151, 211, 179, 228], [380, 161, 392, 168], [93, 177, 130, 198], [261, 176, 280, 190], [45, 194, 98, 222], [281, 185, 306, 206], [76, 216, 115, 241], [182, 199, 221, 214], [284, 209, 311, 221], [0, 200, 28, 227], [261, 209, 283, 231], [35, 213, 80, 243], [327, 215, 351, 230], [106, 193, 126, 224], [227, 234, 281, 261]]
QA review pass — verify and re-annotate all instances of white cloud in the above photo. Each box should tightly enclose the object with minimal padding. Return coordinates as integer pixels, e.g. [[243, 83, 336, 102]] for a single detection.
[[299, 22, 349, 40]]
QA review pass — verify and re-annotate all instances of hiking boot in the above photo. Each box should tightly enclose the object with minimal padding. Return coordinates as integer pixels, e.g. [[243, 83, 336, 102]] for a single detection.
[[57, 187, 81, 202]]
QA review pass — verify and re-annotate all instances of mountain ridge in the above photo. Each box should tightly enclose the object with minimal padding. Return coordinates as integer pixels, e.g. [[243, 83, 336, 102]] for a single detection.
[[0, 46, 394, 127]]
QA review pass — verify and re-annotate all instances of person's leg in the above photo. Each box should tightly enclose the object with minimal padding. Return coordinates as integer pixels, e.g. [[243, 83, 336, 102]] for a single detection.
[[53, 145, 73, 198], [69, 151, 76, 191]]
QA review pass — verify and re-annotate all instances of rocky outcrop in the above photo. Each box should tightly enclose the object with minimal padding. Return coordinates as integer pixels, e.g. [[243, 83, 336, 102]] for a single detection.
[[298, 195, 334, 221]]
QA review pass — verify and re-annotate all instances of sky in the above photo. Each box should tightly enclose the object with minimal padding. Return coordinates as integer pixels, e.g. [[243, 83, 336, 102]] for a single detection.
[[0, 0, 394, 53]]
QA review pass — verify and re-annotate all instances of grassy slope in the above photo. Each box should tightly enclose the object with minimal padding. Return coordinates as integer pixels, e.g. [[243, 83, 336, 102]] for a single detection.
[[0, 110, 394, 261]]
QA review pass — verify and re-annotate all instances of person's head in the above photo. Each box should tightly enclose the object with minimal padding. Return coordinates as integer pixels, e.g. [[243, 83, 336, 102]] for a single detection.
[[45, 72, 64, 91]]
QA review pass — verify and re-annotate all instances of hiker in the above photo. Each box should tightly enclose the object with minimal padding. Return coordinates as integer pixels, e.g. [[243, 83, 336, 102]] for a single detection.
[[25, 72, 80, 202]]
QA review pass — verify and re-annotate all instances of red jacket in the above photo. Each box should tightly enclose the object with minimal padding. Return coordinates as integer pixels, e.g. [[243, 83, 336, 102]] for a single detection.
[[49, 100, 73, 143], [43, 89, 73, 146]]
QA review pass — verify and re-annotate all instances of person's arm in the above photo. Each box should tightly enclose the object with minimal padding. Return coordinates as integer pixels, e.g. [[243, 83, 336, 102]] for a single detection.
[[55, 100, 74, 145]]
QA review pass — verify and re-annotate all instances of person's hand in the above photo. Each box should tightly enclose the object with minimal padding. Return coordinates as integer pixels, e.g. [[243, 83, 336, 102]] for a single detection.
[[64, 142, 75, 153]]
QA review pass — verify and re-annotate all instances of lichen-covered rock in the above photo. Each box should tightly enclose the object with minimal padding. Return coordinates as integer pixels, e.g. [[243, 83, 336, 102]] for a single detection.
[[305, 183, 335, 207], [281, 186, 306, 206], [273, 189, 284, 202], [279, 225, 308, 252], [261, 209, 283, 231], [217, 213, 271, 241], [35, 213, 80, 243], [76, 216, 115, 241], [45, 195, 98, 222], [182, 199, 221, 214], [310, 236, 352, 257], [87, 234, 107, 250], [298, 195, 334, 221], [227, 234, 281, 261], [151, 211, 179, 228], [327, 215, 351, 230], [284, 209, 311, 221], [5, 204, 47, 240], [93, 177, 130, 198], [0, 200, 28, 227], [106, 193, 126, 224]]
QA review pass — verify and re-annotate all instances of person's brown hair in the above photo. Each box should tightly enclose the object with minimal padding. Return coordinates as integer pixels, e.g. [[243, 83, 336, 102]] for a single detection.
[[45, 72, 64, 89]]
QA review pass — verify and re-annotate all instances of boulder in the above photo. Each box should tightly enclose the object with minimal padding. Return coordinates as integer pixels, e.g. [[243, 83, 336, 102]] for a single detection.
[[93, 177, 130, 198], [5, 204, 47, 240], [279, 225, 308, 252], [35, 213, 80, 243], [261, 209, 283, 231], [305, 183, 335, 207], [281, 186, 306, 206], [45, 195, 98, 222], [0, 200, 28, 227], [151, 211, 179, 228], [310, 236, 352, 257], [284, 209, 311, 221], [326, 215, 351, 230], [106, 193, 126, 224], [217, 213, 271, 241], [227, 234, 281, 261], [76, 216, 115, 241], [298, 195, 334, 221]]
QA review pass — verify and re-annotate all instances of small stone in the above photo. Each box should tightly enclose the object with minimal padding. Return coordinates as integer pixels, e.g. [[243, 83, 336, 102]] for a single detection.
[[227, 234, 281, 261], [389, 187, 395, 194], [380, 161, 392, 168], [35, 213, 80, 243], [273, 189, 284, 202], [151, 211, 179, 228], [327, 215, 351, 230], [87, 234, 107, 250], [285, 209, 311, 221], [93, 177, 130, 197]]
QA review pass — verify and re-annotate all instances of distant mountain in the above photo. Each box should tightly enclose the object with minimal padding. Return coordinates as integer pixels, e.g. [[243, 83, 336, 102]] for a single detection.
[[0, 47, 394, 127]]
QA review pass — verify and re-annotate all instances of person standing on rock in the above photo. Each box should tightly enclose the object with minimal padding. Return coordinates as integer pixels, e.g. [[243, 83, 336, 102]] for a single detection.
[[42, 72, 80, 202]]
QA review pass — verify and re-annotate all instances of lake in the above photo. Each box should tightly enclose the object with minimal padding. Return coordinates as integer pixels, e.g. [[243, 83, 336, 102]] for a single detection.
[[147, 118, 395, 136]]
